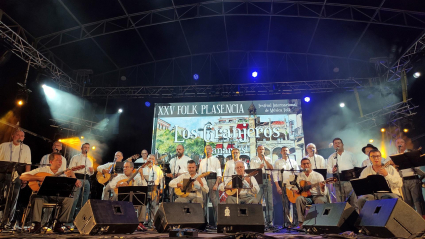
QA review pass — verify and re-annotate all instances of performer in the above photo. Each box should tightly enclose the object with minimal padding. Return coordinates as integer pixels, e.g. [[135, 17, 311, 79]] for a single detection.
[[361, 144, 389, 167], [68, 143, 94, 221], [169, 160, 209, 204], [108, 160, 148, 231], [273, 146, 299, 228], [39, 141, 67, 171], [167, 145, 190, 178], [0, 129, 31, 226], [292, 157, 328, 229], [96, 151, 125, 200], [393, 138, 425, 216], [20, 153, 81, 233], [223, 148, 248, 180], [224, 161, 259, 204], [134, 149, 148, 163], [141, 154, 163, 227], [305, 143, 326, 169], [326, 138, 359, 210], [250, 145, 274, 225], [198, 145, 222, 227]]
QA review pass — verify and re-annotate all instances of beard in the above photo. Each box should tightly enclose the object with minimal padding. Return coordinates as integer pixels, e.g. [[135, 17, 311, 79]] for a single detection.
[[177, 152, 183, 157]]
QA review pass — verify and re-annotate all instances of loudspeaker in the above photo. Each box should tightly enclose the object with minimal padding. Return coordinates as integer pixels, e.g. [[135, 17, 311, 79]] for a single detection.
[[154, 202, 206, 233], [359, 198, 425, 238], [303, 202, 358, 234], [217, 204, 264, 233], [74, 199, 139, 235]]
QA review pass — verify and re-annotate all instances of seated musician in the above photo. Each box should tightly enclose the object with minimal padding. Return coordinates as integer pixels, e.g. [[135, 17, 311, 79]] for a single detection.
[[97, 151, 125, 200], [20, 152, 82, 233], [357, 149, 402, 212], [169, 160, 209, 204], [289, 157, 328, 229], [224, 161, 260, 204]]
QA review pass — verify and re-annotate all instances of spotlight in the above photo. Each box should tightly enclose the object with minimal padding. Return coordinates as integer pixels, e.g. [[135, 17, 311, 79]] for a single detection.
[[145, 102, 151, 107], [339, 103, 345, 108], [403, 128, 409, 133], [58, 139, 62, 142], [17, 100, 24, 106], [252, 71, 258, 78], [304, 97, 310, 103], [369, 139, 374, 143], [118, 108, 123, 113], [80, 136, 84, 139], [381, 128, 386, 132], [193, 74, 199, 80], [92, 146, 96, 150], [42, 84, 46, 88], [236, 86, 240, 94], [413, 72, 421, 78]]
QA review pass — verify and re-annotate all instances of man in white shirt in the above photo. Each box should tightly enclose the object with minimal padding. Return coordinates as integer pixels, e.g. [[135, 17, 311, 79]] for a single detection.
[[250, 145, 274, 225], [225, 161, 259, 204], [223, 148, 248, 179], [0, 129, 31, 226], [393, 138, 425, 216], [273, 146, 299, 228], [142, 154, 164, 227], [39, 141, 67, 171], [167, 145, 190, 178], [20, 153, 82, 233], [361, 144, 389, 167], [292, 157, 328, 229], [96, 151, 125, 200], [305, 143, 326, 169], [327, 138, 359, 211], [357, 149, 402, 212], [198, 145, 222, 227], [134, 149, 148, 163], [68, 143, 94, 221], [169, 160, 209, 204]]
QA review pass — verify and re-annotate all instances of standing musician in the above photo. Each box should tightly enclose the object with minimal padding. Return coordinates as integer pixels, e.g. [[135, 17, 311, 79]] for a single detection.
[[198, 145, 222, 227], [223, 148, 248, 179], [39, 141, 67, 171], [97, 151, 125, 200], [393, 138, 425, 216], [291, 157, 328, 229], [169, 160, 209, 204], [141, 154, 163, 227], [357, 149, 402, 212], [0, 129, 31, 226], [326, 138, 359, 210], [134, 149, 149, 163], [224, 161, 259, 204], [167, 145, 190, 178], [250, 145, 274, 225], [361, 144, 389, 167], [273, 146, 299, 228], [305, 143, 326, 169], [68, 143, 94, 222], [20, 153, 82, 233]]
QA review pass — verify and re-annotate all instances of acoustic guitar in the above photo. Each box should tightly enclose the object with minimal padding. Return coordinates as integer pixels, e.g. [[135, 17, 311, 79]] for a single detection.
[[113, 160, 152, 194], [225, 169, 260, 196], [174, 172, 210, 198], [286, 177, 336, 203], [96, 154, 140, 185], [28, 165, 85, 192]]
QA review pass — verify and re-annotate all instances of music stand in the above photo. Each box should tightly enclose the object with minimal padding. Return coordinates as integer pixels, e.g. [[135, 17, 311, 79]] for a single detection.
[[390, 150, 425, 170], [246, 169, 263, 185], [228, 175, 253, 204], [37, 176, 76, 229], [118, 186, 147, 206], [334, 167, 365, 181], [350, 175, 391, 198], [114, 162, 124, 174], [313, 169, 327, 180]]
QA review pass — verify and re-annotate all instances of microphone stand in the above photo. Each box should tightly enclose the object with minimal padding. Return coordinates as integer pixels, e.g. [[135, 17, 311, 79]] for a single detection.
[[205, 156, 210, 226], [334, 149, 343, 202], [262, 155, 271, 227], [313, 151, 317, 169], [80, 150, 88, 209]]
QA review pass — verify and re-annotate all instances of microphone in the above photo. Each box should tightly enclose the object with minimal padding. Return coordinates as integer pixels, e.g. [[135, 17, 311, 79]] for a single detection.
[[55, 147, 59, 153], [398, 145, 402, 154], [17, 139, 23, 143], [336, 147, 339, 151]]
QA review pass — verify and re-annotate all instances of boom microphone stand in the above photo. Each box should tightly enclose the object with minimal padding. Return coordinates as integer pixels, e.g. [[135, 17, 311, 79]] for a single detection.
[[334, 148, 343, 202]]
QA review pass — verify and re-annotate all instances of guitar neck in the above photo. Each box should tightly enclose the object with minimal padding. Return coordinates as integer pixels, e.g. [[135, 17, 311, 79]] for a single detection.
[[127, 166, 142, 183]]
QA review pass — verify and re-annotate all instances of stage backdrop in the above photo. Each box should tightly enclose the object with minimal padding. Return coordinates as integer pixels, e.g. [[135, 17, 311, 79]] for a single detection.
[[152, 99, 304, 165]]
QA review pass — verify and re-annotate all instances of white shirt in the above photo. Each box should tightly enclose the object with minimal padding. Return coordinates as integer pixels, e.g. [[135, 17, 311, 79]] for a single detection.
[[273, 158, 299, 182], [198, 156, 222, 177], [223, 160, 248, 181], [359, 165, 402, 196], [134, 157, 147, 163], [293, 170, 328, 196], [40, 154, 67, 172], [223, 173, 260, 196], [142, 165, 164, 189], [109, 173, 147, 189], [69, 154, 94, 175], [169, 155, 191, 175], [22, 166, 66, 177], [0, 142, 31, 164], [327, 151, 358, 174], [169, 173, 209, 199], [250, 156, 273, 175], [306, 154, 326, 169]]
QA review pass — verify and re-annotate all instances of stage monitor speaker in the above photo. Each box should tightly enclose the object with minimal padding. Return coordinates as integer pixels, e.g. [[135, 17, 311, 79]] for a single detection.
[[74, 199, 139, 235], [217, 204, 264, 233], [303, 202, 358, 234], [154, 202, 206, 233], [359, 198, 425, 238]]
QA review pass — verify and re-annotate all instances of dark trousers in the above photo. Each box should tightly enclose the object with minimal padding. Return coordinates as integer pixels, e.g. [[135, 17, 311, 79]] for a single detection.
[[402, 178, 425, 215], [0, 173, 21, 224]]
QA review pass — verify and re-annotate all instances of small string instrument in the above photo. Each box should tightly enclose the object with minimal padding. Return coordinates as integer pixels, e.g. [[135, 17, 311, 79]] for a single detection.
[[96, 154, 140, 184], [113, 161, 152, 194], [28, 165, 85, 192], [286, 177, 336, 203], [174, 172, 211, 198], [225, 169, 260, 196]]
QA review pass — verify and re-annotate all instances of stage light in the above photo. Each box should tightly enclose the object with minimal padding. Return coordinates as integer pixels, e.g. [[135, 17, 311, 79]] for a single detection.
[[42, 84, 46, 88], [193, 74, 199, 80], [92, 146, 96, 150], [17, 100, 23, 106], [145, 102, 151, 107], [252, 71, 258, 78], [339, 102, 345, 108], [304, 97, 310, 103], [369, 139, 374, 143], [118, 108, 123, 113], [403, 128, 409, 133], [413, 72, 421, 78], [236, 86, 240, 94], [58, 139, 62, 142], [80, 136, 84, 139], [381, 128, 386, 132]]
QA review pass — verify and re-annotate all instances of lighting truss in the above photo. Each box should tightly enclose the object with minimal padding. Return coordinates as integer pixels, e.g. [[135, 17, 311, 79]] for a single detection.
[[49, 114, 106, 138]]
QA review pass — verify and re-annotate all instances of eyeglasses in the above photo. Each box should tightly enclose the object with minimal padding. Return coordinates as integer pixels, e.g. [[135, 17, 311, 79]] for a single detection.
[[235, 166, 244, 169], [370, 155, 381, 159]]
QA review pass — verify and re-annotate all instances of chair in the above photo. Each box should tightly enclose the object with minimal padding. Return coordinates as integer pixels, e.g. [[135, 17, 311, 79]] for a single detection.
[[21, 193, 63, 232]]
